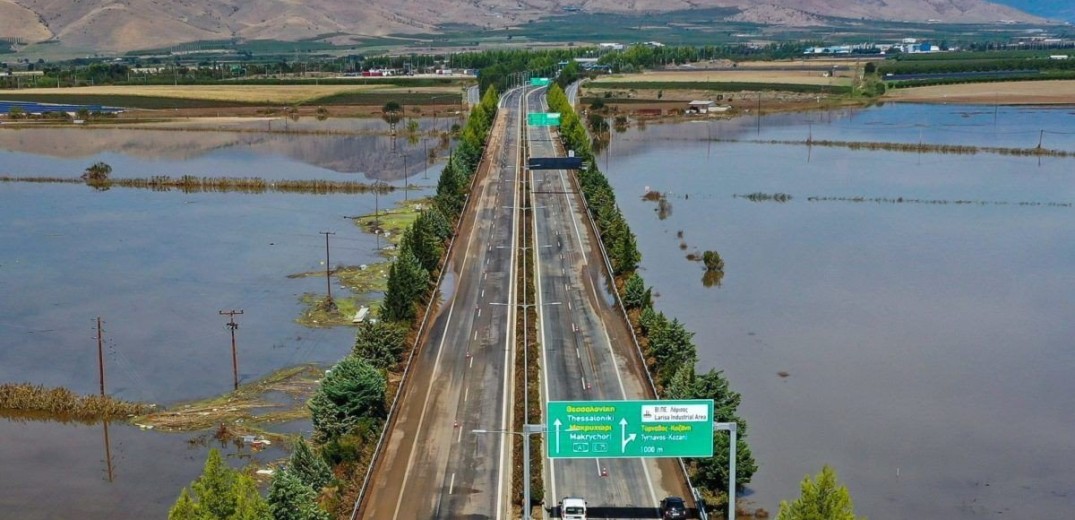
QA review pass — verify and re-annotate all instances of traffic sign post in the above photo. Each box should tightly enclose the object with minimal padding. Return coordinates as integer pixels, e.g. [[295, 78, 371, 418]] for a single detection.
[[546, 400, 714, 459], [527, 112, 561, 127], [530, 77, 551, 86]]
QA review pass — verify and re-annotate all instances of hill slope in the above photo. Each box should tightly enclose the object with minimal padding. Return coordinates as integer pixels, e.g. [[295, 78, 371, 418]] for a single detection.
[[0, 0, 1047, 53], [988, 1, 1075, 22]]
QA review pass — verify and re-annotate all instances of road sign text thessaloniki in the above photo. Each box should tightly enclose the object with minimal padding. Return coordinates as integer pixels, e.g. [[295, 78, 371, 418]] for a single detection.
[[546, 400, 714, 459]]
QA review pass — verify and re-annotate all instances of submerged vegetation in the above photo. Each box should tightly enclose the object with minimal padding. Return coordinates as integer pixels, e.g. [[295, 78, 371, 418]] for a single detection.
[[133, 365, 321, 434], [1, 175, 397, 194], [725, 138, 1075, 159], [736, 192, 1071, 208], [0, 383, 152, 421]]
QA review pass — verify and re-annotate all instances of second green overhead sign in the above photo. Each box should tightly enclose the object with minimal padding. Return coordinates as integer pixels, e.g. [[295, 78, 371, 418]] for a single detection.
[[546, 400, 714, 459]]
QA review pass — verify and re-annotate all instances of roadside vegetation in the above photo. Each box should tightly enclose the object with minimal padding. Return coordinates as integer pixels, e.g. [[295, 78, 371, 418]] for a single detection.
[[169, 444, 333, 520], [776, 465, 863, 520], [548, 83, 757, 513]]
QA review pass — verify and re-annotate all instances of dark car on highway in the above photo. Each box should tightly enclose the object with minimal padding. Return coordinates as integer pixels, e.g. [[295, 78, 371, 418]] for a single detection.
[[660, 496, 688, 520]]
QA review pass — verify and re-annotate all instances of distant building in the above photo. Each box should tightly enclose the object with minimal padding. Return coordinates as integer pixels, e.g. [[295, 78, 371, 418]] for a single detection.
[[687, 100, 715, 114]]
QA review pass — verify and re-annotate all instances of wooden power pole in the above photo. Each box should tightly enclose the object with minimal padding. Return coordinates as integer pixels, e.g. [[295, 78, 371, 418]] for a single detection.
[[219, 310, 244, 390], [320, 231, 336, 309]]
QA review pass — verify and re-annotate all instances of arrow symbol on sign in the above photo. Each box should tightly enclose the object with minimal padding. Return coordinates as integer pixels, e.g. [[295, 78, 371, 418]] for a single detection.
[[620, 418, 636, 452], [554, 419, 562, 454]]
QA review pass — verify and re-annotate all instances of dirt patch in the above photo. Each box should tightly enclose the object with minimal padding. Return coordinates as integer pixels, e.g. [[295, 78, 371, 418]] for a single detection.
[[883, 80, 1075, 105], [595, 68, 855, 86]]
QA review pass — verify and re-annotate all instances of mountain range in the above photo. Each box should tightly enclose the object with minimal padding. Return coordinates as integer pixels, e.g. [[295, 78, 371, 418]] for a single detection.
[[989, 1, 1075, 22], [0, 0, 1048, 53]]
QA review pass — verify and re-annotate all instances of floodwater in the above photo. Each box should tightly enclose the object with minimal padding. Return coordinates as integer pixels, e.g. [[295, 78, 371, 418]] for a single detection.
[[0, 116, 450, 181], [604, 104, 1075, 518], [0, 123, 436, 518]]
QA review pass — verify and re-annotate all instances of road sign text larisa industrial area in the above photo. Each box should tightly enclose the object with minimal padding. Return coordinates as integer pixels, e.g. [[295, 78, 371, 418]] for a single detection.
[[527, 112, 561, 126], [547, 400, 714, 458], [530, 77, 551, 86]]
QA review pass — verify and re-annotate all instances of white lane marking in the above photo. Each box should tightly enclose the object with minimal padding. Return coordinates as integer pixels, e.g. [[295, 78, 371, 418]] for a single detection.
[[449, 473, 456, 494], [481, 289, 485, 298], [470, 356, 474, 369], [556, 169, 587, 263], [581, 377, 586, 390], [575, 348, 580, 359], [464, 387, 469, 403], [477, 308, 482, 317], [391, 169, 488, 520], [474, 330, 478, 341]]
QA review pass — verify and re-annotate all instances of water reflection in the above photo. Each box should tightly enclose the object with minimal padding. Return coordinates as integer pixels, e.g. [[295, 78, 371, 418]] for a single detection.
[[0, 117, 455, 181], [606, 105, 1075, 519]]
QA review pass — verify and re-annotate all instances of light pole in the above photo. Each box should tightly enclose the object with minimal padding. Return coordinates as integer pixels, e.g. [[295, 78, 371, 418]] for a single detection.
[[713, 422, 737, 520], [472, 424, 545, 520]]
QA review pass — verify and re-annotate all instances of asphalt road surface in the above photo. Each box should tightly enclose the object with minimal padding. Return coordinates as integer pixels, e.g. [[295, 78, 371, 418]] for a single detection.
[[361, 86, 526, 520], [526, 87, 693, 518]]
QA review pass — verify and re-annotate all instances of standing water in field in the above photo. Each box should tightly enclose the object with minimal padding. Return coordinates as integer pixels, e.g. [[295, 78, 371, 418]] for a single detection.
[[604, 104, 1075, 519], [0, 125, 439, 518]]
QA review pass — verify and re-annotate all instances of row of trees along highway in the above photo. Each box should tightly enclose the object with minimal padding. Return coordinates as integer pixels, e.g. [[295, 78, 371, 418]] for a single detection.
[[168, 87, 501, 519], [546, 83, 758, 511]]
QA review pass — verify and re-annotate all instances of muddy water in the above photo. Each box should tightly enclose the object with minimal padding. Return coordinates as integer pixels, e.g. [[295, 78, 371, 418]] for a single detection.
[[0, 126, 436, 518], [605, 105, 1075, 518]]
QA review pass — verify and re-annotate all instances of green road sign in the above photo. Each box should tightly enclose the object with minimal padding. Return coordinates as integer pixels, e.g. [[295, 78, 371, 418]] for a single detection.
[[527, 112, 561, 126], [530, 77, 552, 86], [546, 400, 714, 459]]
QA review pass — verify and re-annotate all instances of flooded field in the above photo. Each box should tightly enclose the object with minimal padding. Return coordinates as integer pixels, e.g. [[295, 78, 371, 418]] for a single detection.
[[0, 122, 436, 518], [605, 104, 1075, 518]]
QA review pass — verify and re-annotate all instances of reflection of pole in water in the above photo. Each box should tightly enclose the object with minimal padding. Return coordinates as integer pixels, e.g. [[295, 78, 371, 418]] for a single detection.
[[102, 419, 114, 483], [706, 121, 712, 159], [96, 317, 106, 396], [756, 92, 762, 135]]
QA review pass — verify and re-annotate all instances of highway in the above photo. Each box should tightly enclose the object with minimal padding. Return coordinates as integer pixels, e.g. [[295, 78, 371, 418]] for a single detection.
[[526, 87, 694, 517], [360, 86, 525, 520], [361, 83, 693, 519]]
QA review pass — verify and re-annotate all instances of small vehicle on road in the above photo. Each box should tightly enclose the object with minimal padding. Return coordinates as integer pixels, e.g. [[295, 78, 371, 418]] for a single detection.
[[660, 496, 688, 520], [560, 497, 587, 519]]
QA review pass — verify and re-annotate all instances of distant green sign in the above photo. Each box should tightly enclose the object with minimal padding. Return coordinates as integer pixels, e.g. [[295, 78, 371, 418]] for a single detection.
[[527, 112, 561, 126], [530, 77, 552, 86], [546, 400, 714, 459]]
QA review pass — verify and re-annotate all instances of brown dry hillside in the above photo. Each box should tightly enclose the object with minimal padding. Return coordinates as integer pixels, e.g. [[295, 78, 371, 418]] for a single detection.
[[0, 0, 1045, 53]]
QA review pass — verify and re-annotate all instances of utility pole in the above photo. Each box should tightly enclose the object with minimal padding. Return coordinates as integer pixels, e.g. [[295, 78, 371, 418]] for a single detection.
[[320, 231, 336, 309], [96, 317, 106, 396], [219, 310, 244, 390]]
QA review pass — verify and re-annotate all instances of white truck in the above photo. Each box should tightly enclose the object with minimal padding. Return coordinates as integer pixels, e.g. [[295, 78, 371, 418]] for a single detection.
[[560, 497, 587, 520]]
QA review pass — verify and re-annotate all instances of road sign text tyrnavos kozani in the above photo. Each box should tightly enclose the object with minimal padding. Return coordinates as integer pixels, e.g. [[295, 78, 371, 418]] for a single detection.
[[546, 400, 714, 458]]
